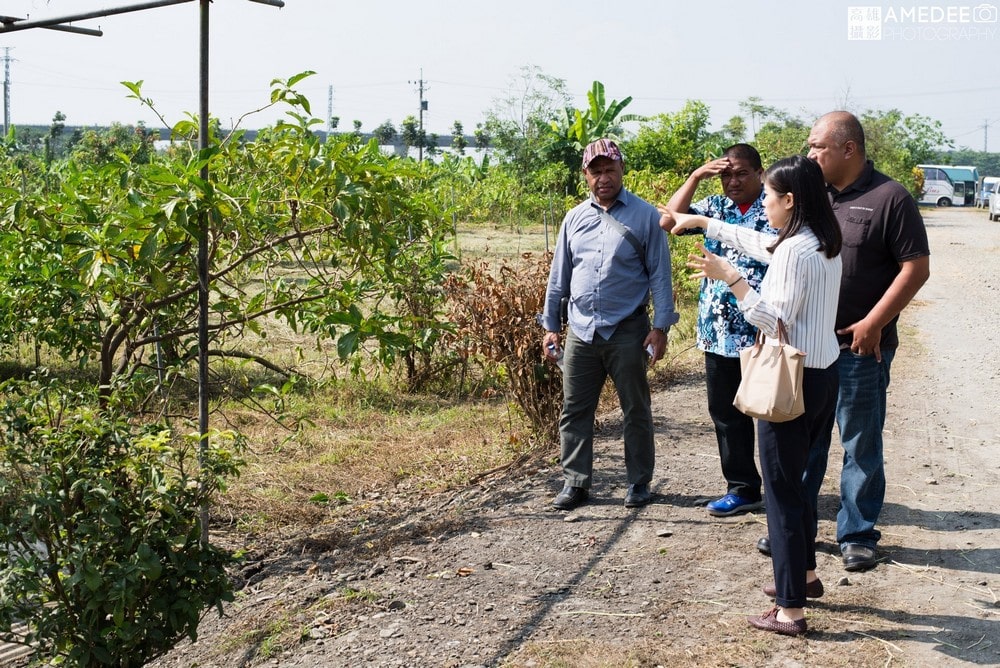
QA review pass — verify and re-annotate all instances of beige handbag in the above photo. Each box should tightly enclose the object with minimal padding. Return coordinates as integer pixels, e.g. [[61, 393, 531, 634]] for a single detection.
[[733, 320, 806, 423]]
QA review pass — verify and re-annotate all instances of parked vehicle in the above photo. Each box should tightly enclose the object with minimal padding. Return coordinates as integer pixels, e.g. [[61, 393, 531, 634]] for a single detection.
[[990, 185, 1000, 221], [918, 166, 959, 207], [918, 164, 979, 206], [980, 176, 999, 209]]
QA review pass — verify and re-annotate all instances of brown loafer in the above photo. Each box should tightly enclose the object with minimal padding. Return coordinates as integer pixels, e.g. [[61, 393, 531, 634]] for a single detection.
[[762, 578, 824, 599], [747, 606, 807, 636]]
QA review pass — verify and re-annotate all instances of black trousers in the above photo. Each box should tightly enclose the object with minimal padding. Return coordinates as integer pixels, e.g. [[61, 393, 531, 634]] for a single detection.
[[758, 363, 839, 608], [705, 352, 761, 501]]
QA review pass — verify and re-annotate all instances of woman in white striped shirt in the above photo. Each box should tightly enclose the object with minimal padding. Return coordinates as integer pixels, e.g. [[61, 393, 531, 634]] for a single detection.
[[666, 155, 842, 637]]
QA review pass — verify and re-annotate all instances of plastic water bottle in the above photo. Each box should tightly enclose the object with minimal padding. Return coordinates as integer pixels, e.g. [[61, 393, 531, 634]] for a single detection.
[[547, 343, 564, 371]]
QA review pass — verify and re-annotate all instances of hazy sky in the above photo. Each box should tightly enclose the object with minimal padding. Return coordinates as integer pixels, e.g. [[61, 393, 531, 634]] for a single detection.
[[2, 0, 998, 151]]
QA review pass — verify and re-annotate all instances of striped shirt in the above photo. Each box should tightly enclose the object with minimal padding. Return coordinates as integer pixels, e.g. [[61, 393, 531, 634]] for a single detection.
[[706, 221, 842, 369]]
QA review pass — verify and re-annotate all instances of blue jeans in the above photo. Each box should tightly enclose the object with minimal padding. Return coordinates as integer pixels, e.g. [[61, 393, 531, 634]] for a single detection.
[[804, 348, 894, 550]]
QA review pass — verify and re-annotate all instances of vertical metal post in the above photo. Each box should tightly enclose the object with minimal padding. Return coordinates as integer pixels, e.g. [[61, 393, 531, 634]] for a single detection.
[[2, 47, 10, 137], [417, 70, 424, 162], [197, 0, 211, 544]]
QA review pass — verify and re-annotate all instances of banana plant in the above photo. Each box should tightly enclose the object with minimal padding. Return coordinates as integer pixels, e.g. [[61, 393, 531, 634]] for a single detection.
[[542, 81, 646, 192]]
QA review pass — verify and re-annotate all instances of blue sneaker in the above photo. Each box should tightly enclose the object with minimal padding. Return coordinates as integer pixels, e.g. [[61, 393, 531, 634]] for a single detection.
[[706, 493, 764, 517]]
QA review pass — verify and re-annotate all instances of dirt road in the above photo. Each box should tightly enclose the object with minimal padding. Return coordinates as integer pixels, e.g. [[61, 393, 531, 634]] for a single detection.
[[148, 206, 999, 668], [868, 205, 1000, 666]]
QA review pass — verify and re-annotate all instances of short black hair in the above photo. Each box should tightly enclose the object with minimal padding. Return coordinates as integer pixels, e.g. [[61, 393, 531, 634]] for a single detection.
[[764, 155, 842, 259], [723, 143, 763, 170]]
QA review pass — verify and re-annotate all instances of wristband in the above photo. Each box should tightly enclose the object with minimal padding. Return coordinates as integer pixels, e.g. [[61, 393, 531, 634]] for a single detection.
[[727, 276, 742, 287]]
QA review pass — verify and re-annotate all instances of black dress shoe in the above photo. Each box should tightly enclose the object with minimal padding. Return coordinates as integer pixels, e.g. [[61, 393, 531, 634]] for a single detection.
[[842, 544, 878, 571], [757, 536, 771, 556], [624, 483, 652, 508], [552, 485, 588, 510]]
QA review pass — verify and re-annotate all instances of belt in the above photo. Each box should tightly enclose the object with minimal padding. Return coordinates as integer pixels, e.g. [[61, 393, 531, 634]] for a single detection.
[[627, 303, 648, 319]]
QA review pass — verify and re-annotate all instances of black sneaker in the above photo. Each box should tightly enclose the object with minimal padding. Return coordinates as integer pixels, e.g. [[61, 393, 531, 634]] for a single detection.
[[624, 483, 652, 508]]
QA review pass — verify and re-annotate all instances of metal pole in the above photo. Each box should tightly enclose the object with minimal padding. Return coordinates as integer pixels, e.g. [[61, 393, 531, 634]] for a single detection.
[[0, 0, 194, 33], [2, 47, 10, 136], [417, 70, 424, 162], [197, 0, 211, 544]]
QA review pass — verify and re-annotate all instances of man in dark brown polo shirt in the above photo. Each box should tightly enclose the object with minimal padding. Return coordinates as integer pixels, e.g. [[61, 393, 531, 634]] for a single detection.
[[805, 111, 930, 571], [757, 111, 931, 571]]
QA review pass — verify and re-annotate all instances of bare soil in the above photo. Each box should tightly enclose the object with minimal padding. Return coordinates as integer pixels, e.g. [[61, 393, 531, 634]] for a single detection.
[[149, 207, 1000, 668]]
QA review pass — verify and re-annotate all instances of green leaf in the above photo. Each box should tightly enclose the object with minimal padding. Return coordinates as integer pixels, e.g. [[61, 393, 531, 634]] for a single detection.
[[286, 70, 316, 87], [337, 331, 359, 360]]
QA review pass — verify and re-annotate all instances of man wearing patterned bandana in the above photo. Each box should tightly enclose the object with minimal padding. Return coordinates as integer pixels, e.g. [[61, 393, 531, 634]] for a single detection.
[[659, 144, 777, 518]]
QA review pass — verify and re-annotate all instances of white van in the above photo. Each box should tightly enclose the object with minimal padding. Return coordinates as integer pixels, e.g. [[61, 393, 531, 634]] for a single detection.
[[990, 184, 1000, 221], [981, 176, 999, 209]]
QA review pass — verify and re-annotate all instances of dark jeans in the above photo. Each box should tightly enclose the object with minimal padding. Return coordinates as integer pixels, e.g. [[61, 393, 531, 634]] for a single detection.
[[559, 314, 654, 488], [705, 352, 761, 501], [759, 363, 839, 609]]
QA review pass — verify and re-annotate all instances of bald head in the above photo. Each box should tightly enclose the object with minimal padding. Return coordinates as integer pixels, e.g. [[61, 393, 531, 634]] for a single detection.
[[808, 111, 867, 190], [818, 111, 866, 156]]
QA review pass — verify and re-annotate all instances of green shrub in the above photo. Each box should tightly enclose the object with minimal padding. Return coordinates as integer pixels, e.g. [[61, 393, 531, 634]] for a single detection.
[[0, 376, 244, 667]]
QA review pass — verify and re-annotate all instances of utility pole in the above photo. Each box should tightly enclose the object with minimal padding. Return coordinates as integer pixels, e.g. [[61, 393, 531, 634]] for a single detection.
[[409, 69, 427, 161], [985, 119, 989, 154], [2, 47, 11, 137], [327, 84, 333, 138]]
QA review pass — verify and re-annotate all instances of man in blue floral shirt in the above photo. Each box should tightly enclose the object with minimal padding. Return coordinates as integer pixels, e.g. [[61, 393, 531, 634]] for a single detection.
[[659, 144, 776, 517]]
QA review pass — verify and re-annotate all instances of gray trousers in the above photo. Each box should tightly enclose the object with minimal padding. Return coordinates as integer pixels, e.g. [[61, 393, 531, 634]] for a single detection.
[[559, 313, 655, 488]]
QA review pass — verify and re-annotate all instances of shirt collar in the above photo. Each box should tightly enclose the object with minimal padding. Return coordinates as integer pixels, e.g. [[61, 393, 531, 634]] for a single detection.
[[830, 160, 875, 197], [720, 189, 765, 212], [589, 187, 630, 211]]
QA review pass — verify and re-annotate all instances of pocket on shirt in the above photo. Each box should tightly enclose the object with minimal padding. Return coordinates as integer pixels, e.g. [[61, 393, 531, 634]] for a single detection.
[[841, 215, 871, 247]]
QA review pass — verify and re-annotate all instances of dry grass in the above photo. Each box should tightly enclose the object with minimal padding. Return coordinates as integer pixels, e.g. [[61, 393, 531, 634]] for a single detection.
[[203, 220, 698, 542], [212, 348, 696, 539], [212, 379, 546, 533]]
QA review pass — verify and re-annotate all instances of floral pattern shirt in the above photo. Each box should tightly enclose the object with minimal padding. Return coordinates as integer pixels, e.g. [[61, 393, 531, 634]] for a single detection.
[[689, 192, 777, 357]]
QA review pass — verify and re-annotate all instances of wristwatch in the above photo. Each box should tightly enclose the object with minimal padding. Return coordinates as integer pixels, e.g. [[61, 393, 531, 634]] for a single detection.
[[653, 326, 668, 334]]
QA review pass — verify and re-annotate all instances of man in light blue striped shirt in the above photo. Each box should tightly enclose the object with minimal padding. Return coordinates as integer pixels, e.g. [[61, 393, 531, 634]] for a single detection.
[[542, 138, 679, 511]]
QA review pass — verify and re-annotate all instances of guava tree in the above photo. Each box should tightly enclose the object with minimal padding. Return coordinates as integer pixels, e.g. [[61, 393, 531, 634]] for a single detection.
[[0, 73, 455, 402]]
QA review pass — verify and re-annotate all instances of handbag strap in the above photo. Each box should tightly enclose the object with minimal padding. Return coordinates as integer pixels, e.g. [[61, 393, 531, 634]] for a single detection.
[[775, 319, 790, 346], [600, 210, 649, 276], [754, 319, 790, 348]]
